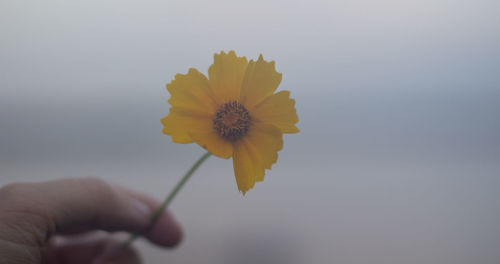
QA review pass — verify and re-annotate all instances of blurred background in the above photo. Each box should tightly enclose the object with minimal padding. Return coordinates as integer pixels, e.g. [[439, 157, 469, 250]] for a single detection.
[[1, 0, 500, 263]]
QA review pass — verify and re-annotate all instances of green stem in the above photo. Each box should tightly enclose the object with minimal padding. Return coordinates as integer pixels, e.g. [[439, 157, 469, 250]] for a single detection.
[[121, 151, 212, 248]]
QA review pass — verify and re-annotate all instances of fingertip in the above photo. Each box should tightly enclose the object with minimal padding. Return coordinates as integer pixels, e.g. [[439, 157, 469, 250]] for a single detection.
[[145, 210, 183, 248], [117, 187, 184, 247]]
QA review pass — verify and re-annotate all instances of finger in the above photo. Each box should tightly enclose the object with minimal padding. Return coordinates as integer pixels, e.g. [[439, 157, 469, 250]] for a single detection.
[[122, 187, 183, 247], [46, 232, 140, 264], [0, 177, 182, 247], [57, 187, 183, 247]]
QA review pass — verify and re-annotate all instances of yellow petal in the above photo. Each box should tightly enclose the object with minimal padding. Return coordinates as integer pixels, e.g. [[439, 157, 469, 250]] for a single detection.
[[162, 107, 233, 158], [191, 130, 233, 159], [251, 91, 300, 134], [167, 68, 217, 114], [208, 51, 248, 104], [232, 139, 260, 194], [232, 123, 283, 193], [240, 54, 282, 110], [161, 115, 193, 143], [245, 122, 283, 172], [161, 107, 212, 143]]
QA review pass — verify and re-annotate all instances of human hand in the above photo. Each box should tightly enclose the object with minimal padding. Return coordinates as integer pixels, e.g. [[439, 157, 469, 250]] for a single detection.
[[0, 177, 183, 264]]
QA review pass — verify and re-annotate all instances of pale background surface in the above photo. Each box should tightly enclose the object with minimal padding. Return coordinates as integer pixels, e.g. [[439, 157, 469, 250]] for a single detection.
[[1, 0, 500, 263]]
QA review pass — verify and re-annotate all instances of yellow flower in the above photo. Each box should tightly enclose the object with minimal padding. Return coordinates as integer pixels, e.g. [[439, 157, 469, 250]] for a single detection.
[[161, 51, 299, 194]]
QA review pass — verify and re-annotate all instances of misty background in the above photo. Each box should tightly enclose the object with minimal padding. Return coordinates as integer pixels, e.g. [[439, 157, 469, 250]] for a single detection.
[[1, 0, 500, 263]]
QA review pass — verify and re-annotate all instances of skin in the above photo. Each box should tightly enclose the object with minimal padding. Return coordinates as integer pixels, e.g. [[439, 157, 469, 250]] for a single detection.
[[0, 177, 183, 264]]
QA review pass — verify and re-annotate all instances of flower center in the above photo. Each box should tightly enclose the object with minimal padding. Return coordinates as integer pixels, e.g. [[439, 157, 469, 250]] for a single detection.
[[213, 101, 251, 142]]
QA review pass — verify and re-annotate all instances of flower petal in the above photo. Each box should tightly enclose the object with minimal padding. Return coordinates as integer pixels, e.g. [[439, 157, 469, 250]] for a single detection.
[[240, 54, 282, 110], [245, 122, 283, 172], [161, 107, 212, 143], [167, 68, 217, 114], [208, 51, 248, 104], [162, 107, 233, 158], [251, 91, 300, 134], [232, 139, 260, 194], [232, 123, 283, 193], [191, 130, 233, 159]]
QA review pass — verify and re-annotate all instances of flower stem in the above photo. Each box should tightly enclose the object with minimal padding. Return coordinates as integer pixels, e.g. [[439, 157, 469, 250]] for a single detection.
[[120, 151, 212, 248]]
